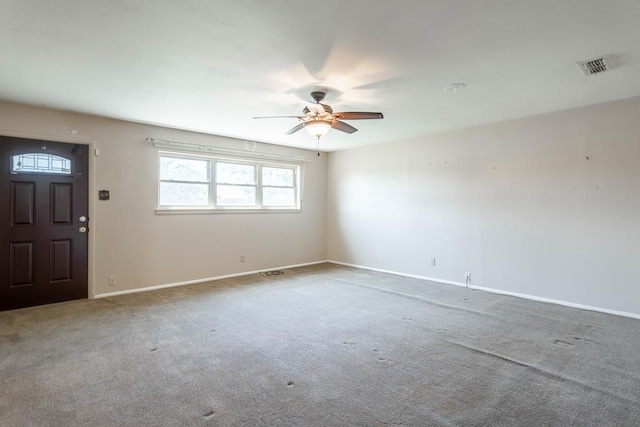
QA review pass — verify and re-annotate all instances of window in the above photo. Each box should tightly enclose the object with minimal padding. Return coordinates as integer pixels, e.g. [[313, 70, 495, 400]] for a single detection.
[[11, 153, 71, 175], [158, 153, 301, 212], [159, 156, 210, 207], [262, 166, 296, 207], [216, 162, 256, 206]]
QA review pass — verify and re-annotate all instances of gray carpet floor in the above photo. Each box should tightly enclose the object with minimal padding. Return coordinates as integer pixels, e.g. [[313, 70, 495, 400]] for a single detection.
[[1, 263, 639, 426]]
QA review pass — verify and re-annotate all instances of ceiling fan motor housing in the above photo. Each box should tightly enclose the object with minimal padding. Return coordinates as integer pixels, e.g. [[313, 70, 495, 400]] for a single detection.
[[311, 91, 327, 103]]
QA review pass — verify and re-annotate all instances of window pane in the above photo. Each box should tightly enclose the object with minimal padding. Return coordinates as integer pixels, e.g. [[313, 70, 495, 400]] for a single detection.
[[12, 153, 71, 175], [262, 167, 294, 187], [160, 157, 209, 182], [217, 185, 256, 206], [159, 182, 209, 206], [263, 187, 295, 207], [217, 162, 255, 185]]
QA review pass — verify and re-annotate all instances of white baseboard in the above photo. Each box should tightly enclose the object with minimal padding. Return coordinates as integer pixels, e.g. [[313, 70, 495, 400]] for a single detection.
[[468, 284, 640, 320], [327, 260, 640, 320], [328, 260, 468, 288], [94, 260, 327, 299]]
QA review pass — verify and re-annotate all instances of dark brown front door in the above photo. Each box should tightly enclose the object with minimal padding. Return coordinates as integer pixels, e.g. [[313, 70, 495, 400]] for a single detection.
[[1, 136, 88, 310]]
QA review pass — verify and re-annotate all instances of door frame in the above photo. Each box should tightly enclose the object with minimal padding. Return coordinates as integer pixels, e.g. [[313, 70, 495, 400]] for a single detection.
[[1, 130, 96, 300]]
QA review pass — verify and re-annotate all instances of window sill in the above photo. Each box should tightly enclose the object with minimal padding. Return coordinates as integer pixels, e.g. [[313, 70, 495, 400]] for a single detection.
[[155, 208, 302, 215]]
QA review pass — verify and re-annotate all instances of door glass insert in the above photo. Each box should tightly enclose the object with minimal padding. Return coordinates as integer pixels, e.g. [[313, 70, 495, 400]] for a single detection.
[[11, 153, 71, 175]]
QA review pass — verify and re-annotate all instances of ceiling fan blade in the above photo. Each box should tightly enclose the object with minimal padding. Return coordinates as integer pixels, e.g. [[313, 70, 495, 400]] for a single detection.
[[334, 112, 384, 120], [285, 122, 306, 134], [331, 120, 358, 134], [252, 115, 303, 119]]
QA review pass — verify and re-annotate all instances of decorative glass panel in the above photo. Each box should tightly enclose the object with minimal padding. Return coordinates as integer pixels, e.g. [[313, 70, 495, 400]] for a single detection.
[[12, 153, 71, 175]]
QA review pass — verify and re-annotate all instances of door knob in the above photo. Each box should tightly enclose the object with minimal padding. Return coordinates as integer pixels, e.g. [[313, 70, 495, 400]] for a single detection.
[[79, 216, 87, 222], [79, 227, 87, 233]]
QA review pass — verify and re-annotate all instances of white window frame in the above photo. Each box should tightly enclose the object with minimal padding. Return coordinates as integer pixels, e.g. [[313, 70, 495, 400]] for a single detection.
[[156, 151, 302, 214], [215, 160, 258, 208]]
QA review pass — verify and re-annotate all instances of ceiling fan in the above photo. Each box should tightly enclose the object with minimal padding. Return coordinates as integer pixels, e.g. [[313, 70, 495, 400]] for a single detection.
[[253, 91, 383, 139]]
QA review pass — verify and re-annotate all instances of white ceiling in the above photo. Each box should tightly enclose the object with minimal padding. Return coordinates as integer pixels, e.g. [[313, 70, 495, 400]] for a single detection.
[[1, 1, 640, 151]]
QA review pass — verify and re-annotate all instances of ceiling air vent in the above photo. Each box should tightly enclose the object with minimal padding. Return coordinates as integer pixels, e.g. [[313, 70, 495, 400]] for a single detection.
[[577, 55, 614, 76]]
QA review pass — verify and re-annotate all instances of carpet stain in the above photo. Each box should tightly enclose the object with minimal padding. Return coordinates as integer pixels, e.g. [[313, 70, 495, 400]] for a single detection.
[[342, 341, 356, 346], [150, 348, 158, 352], [572, 336, 594, 344], [287, 381, 295, 387], [203, 410, 217, 419], [553, 339, 575, 348], [0, 333, 20, 343]]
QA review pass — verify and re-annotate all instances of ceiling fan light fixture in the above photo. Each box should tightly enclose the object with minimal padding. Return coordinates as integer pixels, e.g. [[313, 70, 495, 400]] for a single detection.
[[253, 91, 383, 140], [305, 120, 332, 138]]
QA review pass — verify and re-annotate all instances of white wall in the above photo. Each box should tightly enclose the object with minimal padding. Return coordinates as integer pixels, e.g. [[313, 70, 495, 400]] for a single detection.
[[5, 96, 640, 316], [327, 96, 640, 316], [0, 101, 327, 296]]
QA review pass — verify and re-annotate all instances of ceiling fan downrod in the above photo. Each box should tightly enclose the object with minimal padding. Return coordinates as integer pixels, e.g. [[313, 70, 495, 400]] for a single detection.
[[310, 91, 326, 103]]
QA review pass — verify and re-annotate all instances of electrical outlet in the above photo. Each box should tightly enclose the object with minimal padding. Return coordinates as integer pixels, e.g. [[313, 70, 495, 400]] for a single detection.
[[240, 254, 245, 263], [430, 258, 436, 266], [108, 276, 116, 286]]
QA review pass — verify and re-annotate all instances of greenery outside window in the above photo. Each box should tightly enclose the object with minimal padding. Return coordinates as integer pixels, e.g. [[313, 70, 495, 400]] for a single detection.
[[158, 152, 301, 212]]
